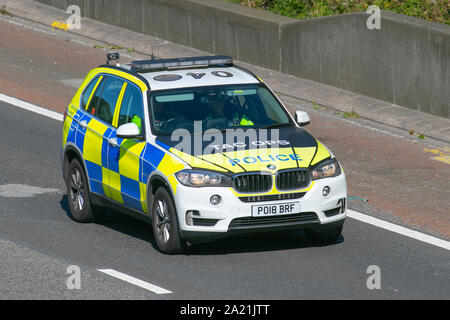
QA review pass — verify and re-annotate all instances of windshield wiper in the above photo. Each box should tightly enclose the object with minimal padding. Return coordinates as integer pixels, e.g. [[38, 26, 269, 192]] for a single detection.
[[261, 123, 291, 129]]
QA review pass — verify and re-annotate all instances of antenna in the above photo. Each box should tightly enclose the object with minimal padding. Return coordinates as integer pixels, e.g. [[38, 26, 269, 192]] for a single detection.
[[150, 43, 155, 61]]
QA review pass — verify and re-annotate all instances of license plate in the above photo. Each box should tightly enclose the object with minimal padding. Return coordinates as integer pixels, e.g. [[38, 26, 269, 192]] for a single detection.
[[251, 202, 300, 217]]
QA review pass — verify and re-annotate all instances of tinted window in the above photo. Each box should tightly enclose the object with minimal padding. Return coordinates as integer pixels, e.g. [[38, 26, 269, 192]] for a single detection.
[[86, 77, 106, 116], [88, 76, 124, 125], [118, 84, 144, 133], [148, 84, 291, 135], [81, 76, 100, 110]]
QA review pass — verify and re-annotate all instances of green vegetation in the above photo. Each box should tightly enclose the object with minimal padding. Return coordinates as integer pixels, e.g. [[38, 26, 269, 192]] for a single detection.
[[0, 5, 13, 17], [343, 110, 360, 119], [225, 0, 449, 25]]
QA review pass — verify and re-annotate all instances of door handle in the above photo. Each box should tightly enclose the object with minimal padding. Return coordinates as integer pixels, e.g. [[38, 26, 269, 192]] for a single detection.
[[108, 137, 119, 147], [79, 120, 88, 129]]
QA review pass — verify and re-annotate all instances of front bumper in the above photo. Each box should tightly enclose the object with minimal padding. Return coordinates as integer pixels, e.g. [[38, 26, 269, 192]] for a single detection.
[[173, 171, 347, 242]]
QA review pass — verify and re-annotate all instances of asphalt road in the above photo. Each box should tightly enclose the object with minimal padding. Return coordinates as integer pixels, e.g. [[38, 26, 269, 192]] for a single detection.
[[0, 101, 449, 299], [1, 16, 449, 240]]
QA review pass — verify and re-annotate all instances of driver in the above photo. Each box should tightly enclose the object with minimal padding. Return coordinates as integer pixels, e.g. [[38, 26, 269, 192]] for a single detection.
[[207, 93, 254, 126], [152, 100, 187, 131]]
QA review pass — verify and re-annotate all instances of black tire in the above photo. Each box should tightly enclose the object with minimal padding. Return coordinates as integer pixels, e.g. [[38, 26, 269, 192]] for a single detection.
[[151, 187, 186, 254], [66, 158, 105, 222], [305, 226, 343, 244]]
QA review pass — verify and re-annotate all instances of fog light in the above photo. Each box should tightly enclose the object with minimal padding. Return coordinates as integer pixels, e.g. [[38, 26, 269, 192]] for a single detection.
[[210, 195, 221, 205], [185, 210, 200, 226], [322, 186, 331, 197]]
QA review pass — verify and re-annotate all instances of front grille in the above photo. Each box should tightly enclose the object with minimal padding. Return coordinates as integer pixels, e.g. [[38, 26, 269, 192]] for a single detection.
[[239, 192, 306, 203], [276, 170, 310, 190], [229, 212, 319, 229], [233, 174, 272, 193]]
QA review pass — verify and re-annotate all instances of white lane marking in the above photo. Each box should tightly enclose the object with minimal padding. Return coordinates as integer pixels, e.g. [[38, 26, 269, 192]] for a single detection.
[[0, 184, 61, 197], [0, 93, 63, 121], [347, 210, 450, 251], [97, 269, 172, 294], [2, 93, 449, 251]]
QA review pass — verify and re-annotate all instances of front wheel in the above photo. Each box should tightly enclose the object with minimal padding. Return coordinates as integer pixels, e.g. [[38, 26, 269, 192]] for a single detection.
[[151, 187, 186, 254]]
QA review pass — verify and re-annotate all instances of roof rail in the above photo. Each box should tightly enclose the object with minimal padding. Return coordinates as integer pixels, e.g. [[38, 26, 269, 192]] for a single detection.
[[130, 55, 233, 72]]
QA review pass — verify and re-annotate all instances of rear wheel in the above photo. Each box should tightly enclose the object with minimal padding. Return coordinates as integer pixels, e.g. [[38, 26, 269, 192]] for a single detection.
[[66, 159, 105, 222], [305, 226, 343, 244], [151, 187, 186, 254]]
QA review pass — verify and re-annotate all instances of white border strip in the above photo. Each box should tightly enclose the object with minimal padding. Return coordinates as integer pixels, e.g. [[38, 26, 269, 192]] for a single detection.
[[98, 269, 172, 294], [347, 210, 450, 251], [2, 93, 449, 252], [0, 93, 63, 121]]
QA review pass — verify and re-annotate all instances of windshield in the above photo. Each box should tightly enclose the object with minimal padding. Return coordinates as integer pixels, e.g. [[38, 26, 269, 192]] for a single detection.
[[148, 84, 292, 135]]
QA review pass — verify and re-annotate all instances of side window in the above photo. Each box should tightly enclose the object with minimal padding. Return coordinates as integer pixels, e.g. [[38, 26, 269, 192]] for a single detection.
[[256, 87, 289, 123], [118, 84, 144, 133], [81, 76, 100, 110], [88, 76, 125, 125], [87, 77, 106, 116]]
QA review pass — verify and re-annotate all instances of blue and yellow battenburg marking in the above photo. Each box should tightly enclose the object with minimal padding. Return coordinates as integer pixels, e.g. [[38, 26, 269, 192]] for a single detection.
[[62, 67, 186, 215], [63, 67, 333, 214]]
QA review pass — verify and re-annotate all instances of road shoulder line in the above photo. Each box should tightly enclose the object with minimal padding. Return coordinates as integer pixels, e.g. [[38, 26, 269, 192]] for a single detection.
[[0, 93, 63, 121], [347, 210, 450, 251]]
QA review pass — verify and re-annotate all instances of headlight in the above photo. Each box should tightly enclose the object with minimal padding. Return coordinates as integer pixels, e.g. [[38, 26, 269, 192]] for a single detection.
[[175, 170, 232, 187], [311, 158, 341, 180]]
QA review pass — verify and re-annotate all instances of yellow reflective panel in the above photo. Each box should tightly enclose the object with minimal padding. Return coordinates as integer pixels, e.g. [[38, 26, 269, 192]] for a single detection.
[[157, 154, 186, 195], [62, 116, 73, 148], [310, 140, 331, 166], [83, 119, 108, 166], [220, 147, 315, 172], [289, 147, 317, 168], [158, 153, 185, 176], [108, 170, 123, 204], [169, 148, 228, 172], [198, 153, 245, 173], [101, 167, 111, 198], [139, 182, 148, 213], [118, 139, 146, 181]]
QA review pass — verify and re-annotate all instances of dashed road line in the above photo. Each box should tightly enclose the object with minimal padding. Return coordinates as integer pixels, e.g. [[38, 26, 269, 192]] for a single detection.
[[98, 269, 172, 294]]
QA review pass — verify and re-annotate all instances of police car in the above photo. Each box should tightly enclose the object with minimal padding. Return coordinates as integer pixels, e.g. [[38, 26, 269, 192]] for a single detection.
[[61, 54, 347, 253]]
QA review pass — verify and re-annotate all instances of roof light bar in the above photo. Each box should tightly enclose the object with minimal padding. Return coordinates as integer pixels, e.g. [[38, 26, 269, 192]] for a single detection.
[[130, 55, 233, 72]]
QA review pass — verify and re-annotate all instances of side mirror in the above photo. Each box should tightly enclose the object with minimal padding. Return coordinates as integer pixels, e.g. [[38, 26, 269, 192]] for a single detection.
[[295, 110, 310, 126], [116, 122, 142, 139]]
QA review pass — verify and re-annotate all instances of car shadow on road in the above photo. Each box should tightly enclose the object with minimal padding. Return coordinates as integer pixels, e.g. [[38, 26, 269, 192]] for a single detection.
[[60, 195, 344, 255], [185, 232, 344, 255], [60, 195, 160, 250]]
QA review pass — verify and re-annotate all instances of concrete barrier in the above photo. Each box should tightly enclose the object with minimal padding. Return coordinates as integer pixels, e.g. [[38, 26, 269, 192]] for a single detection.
[[280, 11, 450, 118], [35, 0, 449, 118]]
